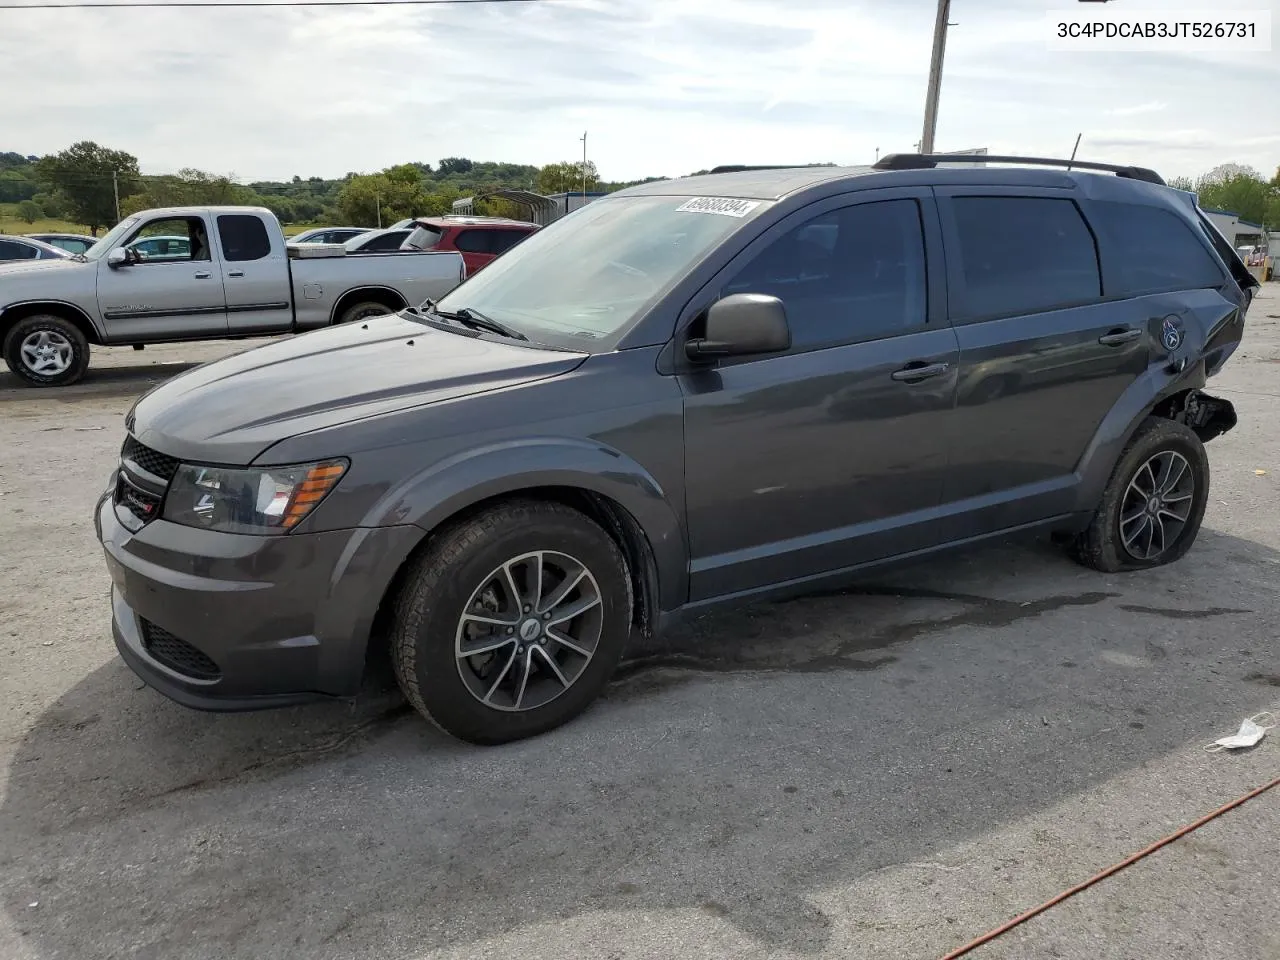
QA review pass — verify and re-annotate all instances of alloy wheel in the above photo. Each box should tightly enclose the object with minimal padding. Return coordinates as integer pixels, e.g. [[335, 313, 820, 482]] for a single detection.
[[19, 330, 74, 377], [454, 550, 604, 712], [1118, 450, 1195, 561]]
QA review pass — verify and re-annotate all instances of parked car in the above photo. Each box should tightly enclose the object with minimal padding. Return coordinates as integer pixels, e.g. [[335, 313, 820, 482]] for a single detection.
[[125, 234, 191, 261], [26, 232, 97, 255], [343, 227, 414, 253], [0, 236, 72, 262], [95, 154, 1257, 745], [289, 226, 376, 245], [0, 205, 466, 386], [401, 215, 540, 275]]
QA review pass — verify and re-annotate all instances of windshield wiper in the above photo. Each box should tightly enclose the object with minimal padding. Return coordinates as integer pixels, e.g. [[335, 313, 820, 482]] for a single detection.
[[434, 306, 528, 341]]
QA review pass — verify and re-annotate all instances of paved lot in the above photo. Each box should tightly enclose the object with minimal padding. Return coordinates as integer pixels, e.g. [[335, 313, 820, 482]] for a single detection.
[[1, 296, 1278, 960]]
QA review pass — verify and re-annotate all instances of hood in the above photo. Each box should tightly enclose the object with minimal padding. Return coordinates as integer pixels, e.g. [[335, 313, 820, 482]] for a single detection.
[[0, 256, 83, 281], [128, 312, 587, 465]]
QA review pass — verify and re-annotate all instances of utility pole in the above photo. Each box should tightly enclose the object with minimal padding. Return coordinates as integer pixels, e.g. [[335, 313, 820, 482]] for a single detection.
[[580, 131, 588, 202], [375, 195, 381, 228], [112, 169, 120, 222], [920, 0, 952, 155]]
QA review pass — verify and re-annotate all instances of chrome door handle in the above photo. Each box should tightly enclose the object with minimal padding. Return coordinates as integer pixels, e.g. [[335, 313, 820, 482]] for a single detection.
[[891, 361, 950, 383], [1098, 328, 1141, 346], [227, 270, 245, 278], [194, 271, 212, 279]]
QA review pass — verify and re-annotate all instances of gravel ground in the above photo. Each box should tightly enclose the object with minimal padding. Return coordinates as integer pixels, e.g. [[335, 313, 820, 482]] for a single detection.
[[0, 293, 1277, 960]]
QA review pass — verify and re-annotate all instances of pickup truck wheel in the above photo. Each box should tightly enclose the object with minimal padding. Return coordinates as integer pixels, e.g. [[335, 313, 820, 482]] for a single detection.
[[2, 314, 91, 387], [1070, 417, 1209, 573], [391, 500, 632, 745], [336, 301, 395, 325]]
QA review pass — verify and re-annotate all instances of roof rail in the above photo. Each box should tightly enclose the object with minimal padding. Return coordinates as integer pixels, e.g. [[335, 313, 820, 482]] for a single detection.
[[871, 153, 1166, 186], [707, 165, 815, 174]]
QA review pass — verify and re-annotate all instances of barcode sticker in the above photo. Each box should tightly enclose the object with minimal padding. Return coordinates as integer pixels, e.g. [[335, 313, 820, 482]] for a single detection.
[[676, 197, 761, 218]]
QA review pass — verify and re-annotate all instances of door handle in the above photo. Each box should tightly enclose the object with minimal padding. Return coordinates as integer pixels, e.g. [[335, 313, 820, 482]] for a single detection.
[[891, 361, 950, 383], [193, 271, 212, 279], [1098, 328, 1141, 346], [227, 270, 245, 278]]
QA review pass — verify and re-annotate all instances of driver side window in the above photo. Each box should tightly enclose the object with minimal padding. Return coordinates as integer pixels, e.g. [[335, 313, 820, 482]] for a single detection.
[[721, 199, 927, 353], [123, 217, 210, 264]]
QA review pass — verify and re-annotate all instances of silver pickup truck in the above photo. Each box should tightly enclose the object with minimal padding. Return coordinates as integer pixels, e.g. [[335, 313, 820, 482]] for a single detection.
[[0, 205, 466, 387]]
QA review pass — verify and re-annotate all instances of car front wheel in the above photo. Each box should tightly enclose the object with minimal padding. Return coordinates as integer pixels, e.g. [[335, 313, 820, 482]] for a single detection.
[[336, 301, 395, 325], [2, 314, 91, 387], [391, 500, 633, 744]]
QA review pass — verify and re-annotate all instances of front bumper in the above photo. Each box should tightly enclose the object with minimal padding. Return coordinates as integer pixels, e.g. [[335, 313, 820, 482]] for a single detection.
[[96, 487, 421, 711]]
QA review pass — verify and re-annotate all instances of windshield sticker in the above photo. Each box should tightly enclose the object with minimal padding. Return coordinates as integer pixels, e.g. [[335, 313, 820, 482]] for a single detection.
[[676, 197, 761, 218]]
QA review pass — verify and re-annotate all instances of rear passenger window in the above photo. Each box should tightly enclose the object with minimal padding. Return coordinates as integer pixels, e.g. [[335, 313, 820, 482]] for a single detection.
[[489, 230, 529, 255], [216, 215, 272, 262], [950, 197, 1100, 320], [1088, 201, 1224, 296], [453, 230, 491, 254], [723, 198, 927, 350]]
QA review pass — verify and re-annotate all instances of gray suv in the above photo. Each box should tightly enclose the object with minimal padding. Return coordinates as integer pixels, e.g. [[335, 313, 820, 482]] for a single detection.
[[95, 154, 1258, 745]]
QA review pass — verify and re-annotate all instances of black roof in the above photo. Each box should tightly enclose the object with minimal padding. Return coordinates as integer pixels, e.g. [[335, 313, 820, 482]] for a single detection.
[[616, 154, 1168, 202]]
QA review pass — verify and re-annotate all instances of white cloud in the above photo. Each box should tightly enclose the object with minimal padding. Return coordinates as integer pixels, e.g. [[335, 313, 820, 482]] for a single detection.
[[0, 0, 1276, 183], [1105, 102, 1168, 117]]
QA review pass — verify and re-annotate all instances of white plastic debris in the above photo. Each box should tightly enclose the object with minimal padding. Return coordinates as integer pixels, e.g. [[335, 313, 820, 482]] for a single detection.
[[1205, 712, 1275, 753]]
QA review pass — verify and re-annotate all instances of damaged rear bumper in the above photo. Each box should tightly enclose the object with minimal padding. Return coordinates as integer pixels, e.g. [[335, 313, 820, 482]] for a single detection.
[[1182, 390, 1236, 443]]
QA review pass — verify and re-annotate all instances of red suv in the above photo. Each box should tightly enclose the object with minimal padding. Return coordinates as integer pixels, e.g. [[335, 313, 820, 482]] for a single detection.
[[402, 216, 539, 276]]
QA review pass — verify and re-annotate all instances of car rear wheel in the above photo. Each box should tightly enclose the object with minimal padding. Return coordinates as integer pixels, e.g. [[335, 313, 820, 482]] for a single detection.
[[2, 314, 91, 387], [336, 301, 396, 325], [1070, 417, 1210, 573], [390, 500, 632, 745]]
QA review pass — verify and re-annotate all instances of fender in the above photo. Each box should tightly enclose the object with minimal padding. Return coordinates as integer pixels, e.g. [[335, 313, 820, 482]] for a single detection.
[[0, 298, 104, 342], [1071, 361, 1207, 514], [327, 284, 408, 324], [363, 436, 688, 612]]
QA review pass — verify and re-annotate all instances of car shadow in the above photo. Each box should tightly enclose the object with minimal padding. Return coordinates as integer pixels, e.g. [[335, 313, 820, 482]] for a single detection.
[[0, 361, 206, 402], [2, 531, 1277, 958]]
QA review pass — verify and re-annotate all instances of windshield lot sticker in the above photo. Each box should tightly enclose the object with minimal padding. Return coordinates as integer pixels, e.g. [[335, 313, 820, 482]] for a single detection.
[[676, 197, 761, 218]]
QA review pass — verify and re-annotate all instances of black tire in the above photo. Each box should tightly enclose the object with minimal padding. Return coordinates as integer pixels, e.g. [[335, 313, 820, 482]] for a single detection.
[[2, 314, 91, 387], [336, 300, 396, 325], [1070, 417, 1210, 573], [391, 500, 632, 745]]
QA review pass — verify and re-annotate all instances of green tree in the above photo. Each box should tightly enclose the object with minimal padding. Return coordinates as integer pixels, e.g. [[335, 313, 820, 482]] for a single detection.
[[122, 168, 256, 214], [262, 195, 298, 224], [0, 169, 38, 203], [1197, 173, 1276, 226], [536, 160, 599, 195], [336, 170, 426, 226], [437, 157, 474, 176], [17, 199, 42, 223], [30, 192, 65, 219], [35, 141, 141, 233]]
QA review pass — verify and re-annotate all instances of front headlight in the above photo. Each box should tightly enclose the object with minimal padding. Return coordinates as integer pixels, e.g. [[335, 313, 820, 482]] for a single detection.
[[162, 459, 348, 535]]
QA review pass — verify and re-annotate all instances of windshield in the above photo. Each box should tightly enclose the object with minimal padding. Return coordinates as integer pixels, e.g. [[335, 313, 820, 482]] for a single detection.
[[84, 216, 141, 260], [432, 194, 770, 349]]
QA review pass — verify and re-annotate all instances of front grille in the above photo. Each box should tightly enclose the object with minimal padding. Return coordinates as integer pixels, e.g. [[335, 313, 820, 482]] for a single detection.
[[141, 620, 221, 681], [121, 436, 179, 481], [115, 474, 163, 524]]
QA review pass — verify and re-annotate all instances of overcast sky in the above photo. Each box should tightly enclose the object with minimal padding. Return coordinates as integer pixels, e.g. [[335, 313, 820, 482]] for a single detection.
[[1, 0, 1277, 183]]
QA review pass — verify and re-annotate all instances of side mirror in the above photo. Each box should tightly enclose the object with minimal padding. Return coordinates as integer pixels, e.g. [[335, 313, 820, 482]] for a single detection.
[[685, 293, 790, 362], [106, 248, 130, 268]]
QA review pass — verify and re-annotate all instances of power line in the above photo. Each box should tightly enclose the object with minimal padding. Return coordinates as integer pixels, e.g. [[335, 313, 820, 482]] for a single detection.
[[1, 0, 543, 7]]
